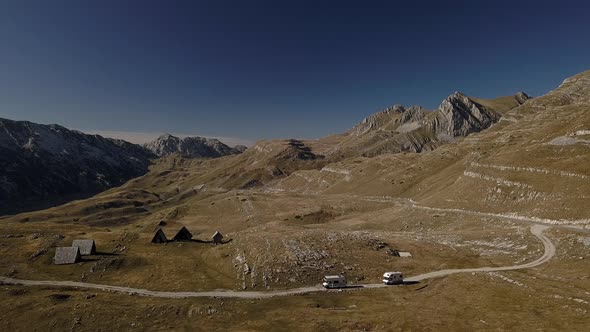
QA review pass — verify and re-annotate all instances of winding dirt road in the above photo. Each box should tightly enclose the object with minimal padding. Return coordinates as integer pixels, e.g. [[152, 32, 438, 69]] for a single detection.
[[0, 225, 554, 299], [404, 224, 554, 282]]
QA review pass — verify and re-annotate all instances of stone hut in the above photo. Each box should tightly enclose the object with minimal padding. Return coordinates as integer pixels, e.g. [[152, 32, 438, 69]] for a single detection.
[[151, 228, 168, 244], [173, 226, 193, 242], [72, 239, 96, 255], [211, 231, 223, 244], [54, 247, 82, 265]]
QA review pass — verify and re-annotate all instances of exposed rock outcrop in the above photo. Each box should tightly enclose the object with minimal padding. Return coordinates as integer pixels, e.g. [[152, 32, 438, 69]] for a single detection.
[[515, 92, 530, 104], [352, 105, 407, 135], [326, 91, 529, 159], [427, 92, 501, 137], [234, 145, 248, 153], [144, 134, 245, 158]]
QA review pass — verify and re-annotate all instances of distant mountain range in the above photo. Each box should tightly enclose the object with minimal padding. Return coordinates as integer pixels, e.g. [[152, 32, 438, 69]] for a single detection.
[[144, 133, 246, 158], [0, 90, 530, 215], [0, 120, 246, 214]]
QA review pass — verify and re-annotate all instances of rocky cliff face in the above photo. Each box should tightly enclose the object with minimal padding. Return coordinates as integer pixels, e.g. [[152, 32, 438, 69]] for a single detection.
[[427, 92, 502, 137], [352, 105, 408, 135], [144, 134, 245, 158], [0, 118, 155, 214], [327, 91, 529, 158]]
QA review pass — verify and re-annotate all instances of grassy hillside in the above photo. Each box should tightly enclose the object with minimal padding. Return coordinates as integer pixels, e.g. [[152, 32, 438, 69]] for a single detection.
[[1, 70, 589, 330]]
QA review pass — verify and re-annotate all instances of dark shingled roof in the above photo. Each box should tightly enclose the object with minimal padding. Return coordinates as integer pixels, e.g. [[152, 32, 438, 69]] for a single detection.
[[173, 226, 193, 241], [212, 231, 223, 244], [72, 239, 96, 255], [151, 228, 168, 243], [54, 247, 81, 265]]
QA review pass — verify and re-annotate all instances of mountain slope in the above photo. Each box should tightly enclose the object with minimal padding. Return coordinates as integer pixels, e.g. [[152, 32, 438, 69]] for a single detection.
[[0, 118, 155, 214], [1, 72, 589, 332], [271, 71, 590, 222], [4, 87, 540, 225], [314, 91, 529, 159], [144, 134, 245, 158]]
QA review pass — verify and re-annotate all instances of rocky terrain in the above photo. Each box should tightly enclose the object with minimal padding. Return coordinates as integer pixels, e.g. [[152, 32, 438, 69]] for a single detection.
[[0, 71, 589, 331], [0, 124, 251, 215], [0, 119, 156, 214], [144, 133, 246, 158], [314, 91, 529, 158]]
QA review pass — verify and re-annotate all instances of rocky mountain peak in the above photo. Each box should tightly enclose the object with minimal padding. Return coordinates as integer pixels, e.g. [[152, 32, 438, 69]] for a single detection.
[[398, 105, 426, 125], [144, 134, 245, 158], [431, 92, 501, 137], [352, 104, 409, 135], [515, 92, 530, 104]]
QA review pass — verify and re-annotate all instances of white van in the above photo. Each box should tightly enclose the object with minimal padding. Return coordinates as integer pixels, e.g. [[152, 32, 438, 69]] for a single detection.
[[322, 275, 347, 289], [382, 271, 403, 285]]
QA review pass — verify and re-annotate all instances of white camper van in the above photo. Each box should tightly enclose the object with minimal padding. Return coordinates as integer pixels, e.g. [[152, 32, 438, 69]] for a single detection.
[[382, 271, 403, 285], [322, 275, 347, 289]]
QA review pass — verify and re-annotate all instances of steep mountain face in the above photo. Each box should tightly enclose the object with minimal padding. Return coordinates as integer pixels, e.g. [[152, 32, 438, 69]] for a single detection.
[[427, 92, 502, 137], [350, 104, 428, 137], [0, 118, 155, 214], [317, 91, 529, 158], [144, 134, 245, 158]]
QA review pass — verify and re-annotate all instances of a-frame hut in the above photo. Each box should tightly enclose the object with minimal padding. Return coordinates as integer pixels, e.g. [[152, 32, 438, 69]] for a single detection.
[[72, 239, 97, 255], [54, 247, 82, 265], [173, 226, 193, 242], [151, 228, 168, 243], [211, 231, 223, 244]]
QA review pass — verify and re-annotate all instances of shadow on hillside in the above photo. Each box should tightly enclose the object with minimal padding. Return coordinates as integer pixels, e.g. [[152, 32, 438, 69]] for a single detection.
[[80, 252, 121, 262], [162, 238, 233, 244], [95, 251, 120, 256], [81, 257, 101, 262]]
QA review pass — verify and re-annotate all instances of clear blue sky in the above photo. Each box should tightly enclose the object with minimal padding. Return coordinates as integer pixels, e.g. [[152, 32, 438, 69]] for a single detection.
[[1, 0, 589, 142]]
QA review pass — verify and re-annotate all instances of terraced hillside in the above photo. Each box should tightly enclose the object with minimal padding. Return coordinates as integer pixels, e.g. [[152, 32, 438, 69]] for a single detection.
[[1, 71, 589, 331]]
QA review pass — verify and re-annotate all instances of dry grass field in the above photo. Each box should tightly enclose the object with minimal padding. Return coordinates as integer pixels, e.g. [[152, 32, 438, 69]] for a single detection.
[[1, 71, 590, 330]]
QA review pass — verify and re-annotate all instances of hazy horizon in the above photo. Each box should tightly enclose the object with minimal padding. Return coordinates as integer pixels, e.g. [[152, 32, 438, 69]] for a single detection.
[[81, 129, 256, 147]]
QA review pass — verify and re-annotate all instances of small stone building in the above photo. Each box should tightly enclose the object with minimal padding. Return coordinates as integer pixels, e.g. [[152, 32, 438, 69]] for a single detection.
[[173, 226, 193, 242], [54, 247, 82, 265], [72, 239, 96, 255], [211, 231, 223, 244], [151, 228, 168, 243]]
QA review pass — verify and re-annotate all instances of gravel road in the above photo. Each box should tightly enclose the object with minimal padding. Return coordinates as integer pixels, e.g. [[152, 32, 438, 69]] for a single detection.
[[0, 225, 554, 299]]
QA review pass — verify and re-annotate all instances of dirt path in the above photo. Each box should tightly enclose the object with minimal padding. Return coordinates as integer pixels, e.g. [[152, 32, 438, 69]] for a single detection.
[[404, 224, 554, 282], [0, 225, 555, 299]]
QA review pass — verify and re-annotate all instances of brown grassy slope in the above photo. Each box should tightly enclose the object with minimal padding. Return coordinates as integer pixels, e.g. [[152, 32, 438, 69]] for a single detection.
[[1, 72, 588, 292], [0, 72, 590, 331], [1, 258, 589, 331], [472, 92, 529, 113], [1, 89, 530, 227], [272, 70, 590, 222]]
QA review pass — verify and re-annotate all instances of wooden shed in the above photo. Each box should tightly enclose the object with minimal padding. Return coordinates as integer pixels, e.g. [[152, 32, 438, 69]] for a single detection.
[[151, 228, 168, 243], [72, 239, 96, 255], [54, 247, 82, 265], [173, 226, 193, 242], [211, 231, 223, 244]]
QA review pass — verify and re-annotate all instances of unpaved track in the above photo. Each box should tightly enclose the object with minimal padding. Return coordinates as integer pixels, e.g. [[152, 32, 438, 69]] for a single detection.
[[404, 224, 554, 282], [0, 225, 554, 299]]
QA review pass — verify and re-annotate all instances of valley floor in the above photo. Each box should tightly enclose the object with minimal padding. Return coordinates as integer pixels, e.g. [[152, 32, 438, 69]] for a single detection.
[[1, 193, 589, 331]]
